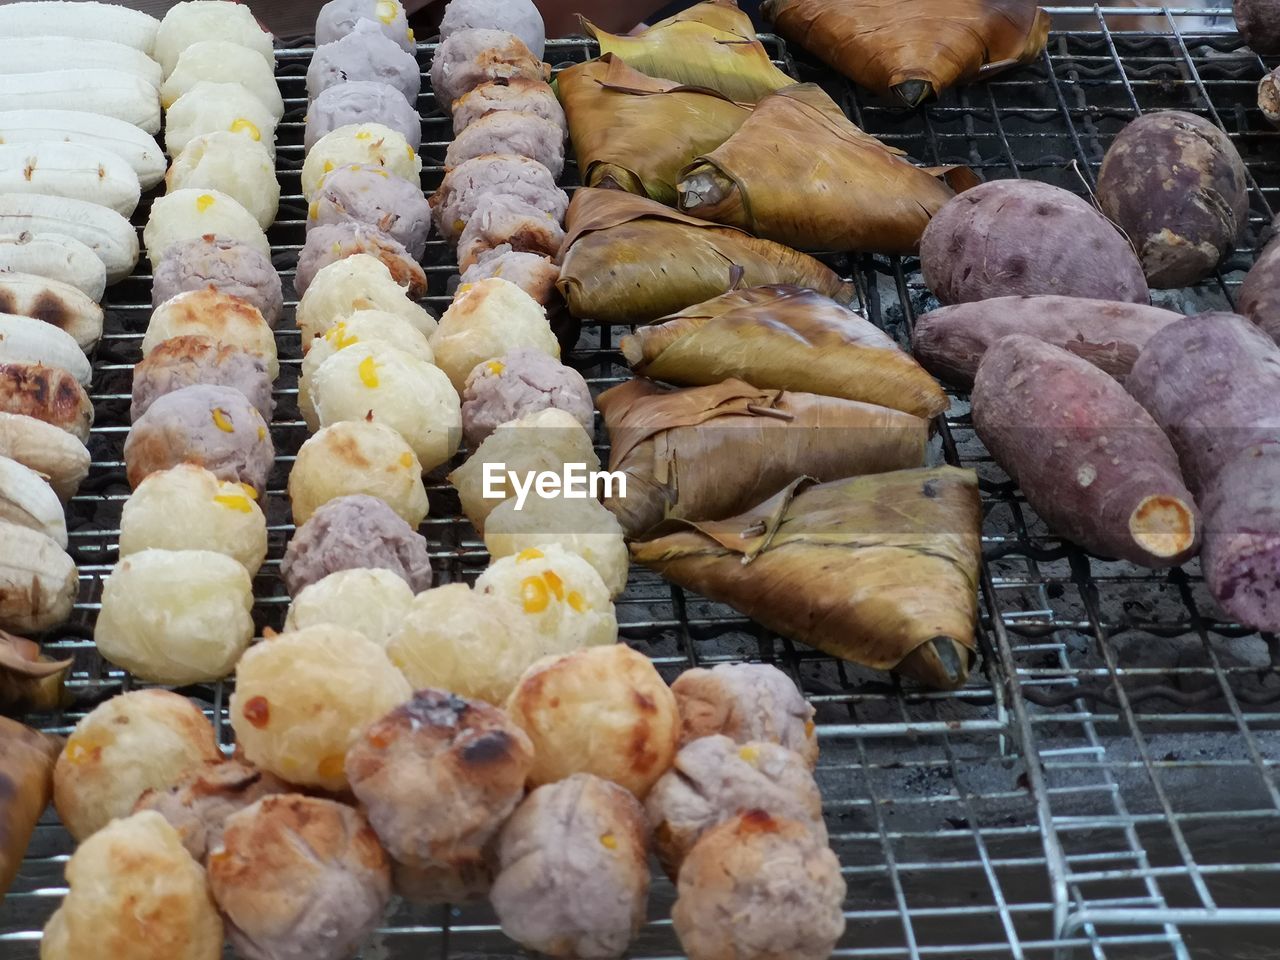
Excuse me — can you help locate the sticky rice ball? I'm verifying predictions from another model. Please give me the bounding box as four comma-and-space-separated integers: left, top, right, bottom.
485, 494, 628, 598
505, 644, 677, 797
295, 222, 426, 298
457, 193, 565, 271
429, 28, 546, 114
145, 188, 271, 263
449, 408, 598, 531
40, 811, 224, 960
311, 341, 460, 471
306, 82, 422, 158
431, 278, 558, 392
316, 0, 415, 53
165, 81, 278, 160
119, 464, 268, 574
208, 795, 391, 960
161, 40, 284, 119
462, 348, 592, 447
124, 384, 274, 495
387, 582, 549, 705
131, 335, 274, 423
307, 162, 431, 256
143, 289, 278, 378
452, 77, 565, 138
289, 419, 428, 526
439, 0, 546, 59
446, 111, 565, 179
155, 1, 276, 77
430, 153, 566, 244
284, 568, 416, 647
230, 625, 412, 790
460, 246, 559, 307
152, 235, 283, 328
476, 544, 617, 652
166, 132, 280, 230
282, 494, 433, 596
95, 549, 254, 685
302, 123, 422, 202
298, 309, 434, 429
306, 20, 421, 103
297, 254, 436, 345
53, 690, 221, 841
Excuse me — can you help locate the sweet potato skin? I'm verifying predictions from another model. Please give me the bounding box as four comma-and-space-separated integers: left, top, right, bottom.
973, 335, 1199, 567
1239, 238, 1280, 344
1097, 112, 1248, 288
920, 179, 1149, 305
912, 295, 1181, 389
1202, 443, 1280, 630
1236, 0, 1280, 54
1125, 312, 1280, 496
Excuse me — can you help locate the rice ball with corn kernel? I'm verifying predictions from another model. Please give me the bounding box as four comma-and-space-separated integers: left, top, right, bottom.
165, 81, 278, 159
230, 625, 412, 791
301, 123, 422, 201
298, 309, 434, 430
285, 568, 416, 648
144, 188, 271, 263
484, 494, 628, 598
143, 289, 278, 379
289, 420, 428, 527
430, 277, 559, 392
166, 131, 280, 230
119, 464, 267, 574
475, 544, 617, 652
297, 254, 437, 346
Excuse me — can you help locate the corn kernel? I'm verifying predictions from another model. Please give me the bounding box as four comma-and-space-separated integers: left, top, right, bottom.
543, 570, 564, 601
323, 160, 335, 174
376, 0, 398, 23
453, 219, 466, 236
211, 407, 234, 432
486, 360, 505, 375
358, 354, 380, 388
240, 483, 259, 500
738, 745, 761, 765
214, 494, 252, 513
258, 425, 267, 441
196, 193, 216, 212
399, 452, 414, 469
516, 548, 544, 563
371, 168, 389, 178
64, 738, 94, 764
406, 145, 416, 161
355, 131, 372, 141
332, 241, 343, 255
308, 201, 319, 221
230, 118, 261, 141
566, 591, 587, 613
521, 576, 550, 614
804, 720, 816, 737
318, 753, 346, 780
599, 833, 618, 850
407, 27, 415, 42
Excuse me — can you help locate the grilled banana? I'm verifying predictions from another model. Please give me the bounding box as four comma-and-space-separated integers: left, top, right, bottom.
0, 142, 141, 217
0, 273, 103, 351
0, 455, 67, 548
0, 109, 166, 190
0, 71, 161, 135
0, 233, 107, 303
0, 361, 93, 442
0, 37, 162, 89
0, 314, 92, 386
0, 411, 89, 502
0, 520, 78, 635
0, 195, 139, 285
0, 2, 160, 54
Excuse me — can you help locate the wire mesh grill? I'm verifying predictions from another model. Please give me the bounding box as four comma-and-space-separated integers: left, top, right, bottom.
1, 6, 1278, 959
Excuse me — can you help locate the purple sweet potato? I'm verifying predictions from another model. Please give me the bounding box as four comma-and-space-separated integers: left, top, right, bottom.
1202, 443, 1280, 631
1239, 238, 1280, 344
920, 179, 1150, 305
1125, 312, 1280, 496
912, 295, 1181, 389
973, 334, 1199, 567
1236, 0, 1280, 55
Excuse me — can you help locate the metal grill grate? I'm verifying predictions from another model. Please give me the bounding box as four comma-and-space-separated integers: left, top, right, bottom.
2, 7, 1278, 959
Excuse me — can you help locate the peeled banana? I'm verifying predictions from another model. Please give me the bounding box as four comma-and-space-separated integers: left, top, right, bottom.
0, 411, 90, 502
0, 142, 141, 218
0, 233, 107, 303
0, 314, 92, 386
0, 37, 162, 89
0, 195, 140, 285
0, 455, 67, 548
0, 71, 161, 135
0, 520, 78, 635
0, 273, 103, 351
0, 2, 160, 54
0, 109, 166, 190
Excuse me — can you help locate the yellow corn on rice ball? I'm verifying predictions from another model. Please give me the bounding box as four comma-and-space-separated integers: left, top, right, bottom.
301, 123, 421, 201
143, 288, 278, 378
165, 81, 277, 159
289, 419, 428, 526
166, 131, 279, 230
296, 254, 436, 347
284, 568, 416, 648
431, 277, 558, 393
145, 187, 270, 263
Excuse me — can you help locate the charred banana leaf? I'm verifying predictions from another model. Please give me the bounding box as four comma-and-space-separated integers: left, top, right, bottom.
555, 54, 750, 204
581, 0, 795, 103
0, 716, 59, 903
0, 630, 72, 717
762, 0, 1051, 107
631, 468, 982, 689
598, 378, 928, 537
678, 84, 978, 253
556, 188, 856, 324
621, 285, 949, 420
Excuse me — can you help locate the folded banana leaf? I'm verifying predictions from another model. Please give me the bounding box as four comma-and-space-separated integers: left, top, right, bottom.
598, 378, 928, 536
556, 188, 857, 324
621, 285, 949, 420
631, 467, 981, 689
555, 54, 751, 204
762, 0, 1051, 107
580, 1, 795, 103
678, 84, 978, 253
0, 630, 72, 717
0, 716, 59, 903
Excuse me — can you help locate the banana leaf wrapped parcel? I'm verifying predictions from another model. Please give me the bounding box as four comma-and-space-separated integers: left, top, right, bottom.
621, 285, 949, 420
580, 0, 795, 103
556, 188, 856, 324
598, 378, 928, 536
762, 0, 1051, 107
678, 84, 979, 253
555, 54, 750, 204
631, 467, 982, 689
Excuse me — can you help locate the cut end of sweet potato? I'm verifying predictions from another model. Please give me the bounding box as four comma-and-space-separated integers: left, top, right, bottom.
1129, 494, 1197, 560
